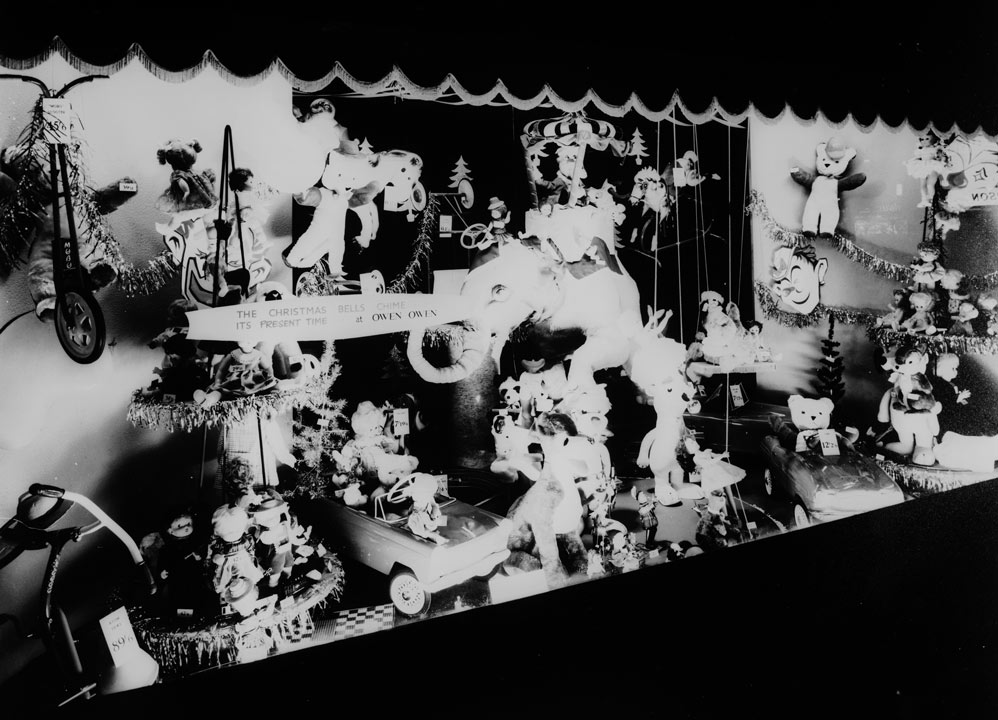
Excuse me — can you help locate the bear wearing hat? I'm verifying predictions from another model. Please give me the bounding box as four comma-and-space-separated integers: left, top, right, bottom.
790, 136, 867, 238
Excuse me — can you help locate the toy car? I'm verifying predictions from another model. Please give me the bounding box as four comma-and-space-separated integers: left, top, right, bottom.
760, 419, 905, 528
309, 474, 513, 616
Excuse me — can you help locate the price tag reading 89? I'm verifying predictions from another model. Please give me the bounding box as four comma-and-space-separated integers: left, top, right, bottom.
99, 606, 140, 667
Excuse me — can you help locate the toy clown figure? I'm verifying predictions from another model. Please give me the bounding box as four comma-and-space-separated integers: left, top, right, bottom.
484, 196, 512, 247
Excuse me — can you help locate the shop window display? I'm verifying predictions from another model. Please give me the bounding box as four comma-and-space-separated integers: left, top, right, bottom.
1, 48, 997, 711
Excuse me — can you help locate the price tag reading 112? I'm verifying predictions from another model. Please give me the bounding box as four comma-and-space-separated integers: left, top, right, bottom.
42, 98, 72, 145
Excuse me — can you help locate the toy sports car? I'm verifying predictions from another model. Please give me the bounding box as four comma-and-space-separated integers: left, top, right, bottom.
760, 417, 905, 528
308, 474, 512, 616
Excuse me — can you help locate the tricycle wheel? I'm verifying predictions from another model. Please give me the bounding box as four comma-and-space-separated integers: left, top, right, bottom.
763, 468, 774, 496
792, 500, 811, 529
389, 570, 431, 617
55, 290, 105, 364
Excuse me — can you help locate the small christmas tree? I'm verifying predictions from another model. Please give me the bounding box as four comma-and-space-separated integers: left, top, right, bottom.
449, 156, 472, 187
358, 137, 374, 155
816, 314, 845, 405
629, 128, 649, 166
286, 343, 349, 500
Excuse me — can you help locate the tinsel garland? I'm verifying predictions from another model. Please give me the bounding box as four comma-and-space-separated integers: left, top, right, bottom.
385, 192, 439, 294
0, 96, 178, 294
747, 191, 998, 290
132, 569, 344, 677
866, 324, 998, 355
874, 457, 996, 497
127, 376, 331, 432
753, 281, 877, 328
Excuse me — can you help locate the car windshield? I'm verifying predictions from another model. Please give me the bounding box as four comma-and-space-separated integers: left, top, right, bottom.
374, 493, 455, 523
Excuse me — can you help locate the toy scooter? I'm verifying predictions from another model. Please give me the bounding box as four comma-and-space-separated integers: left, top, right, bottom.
0, 74, 110, 364
0, 483, 159, 706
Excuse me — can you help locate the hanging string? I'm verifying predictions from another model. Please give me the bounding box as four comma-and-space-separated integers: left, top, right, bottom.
693, 125, 708, 298
653, 121, 660, 315
672, 118, 683, 344
199, 425, 209, 496
737, 126, 750, 306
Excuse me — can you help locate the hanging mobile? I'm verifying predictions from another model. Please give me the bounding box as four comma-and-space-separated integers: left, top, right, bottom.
0, 74, 109, 363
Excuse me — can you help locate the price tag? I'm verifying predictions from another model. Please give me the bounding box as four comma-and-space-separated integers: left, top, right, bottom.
729, 383, 747, 408
817, 429, 840, 456
99, 607, 140, 668
118, 180, 138, 193
42, 98, 72, 145
393, 408, 410, 437
439, 214, 453, 237
162, 393, 177, 404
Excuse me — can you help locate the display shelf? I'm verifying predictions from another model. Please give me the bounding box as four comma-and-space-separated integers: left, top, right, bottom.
873, 455, 998, 497
867, 325, 998, 356
126, 378, 330, 433
131, 570, 344, 677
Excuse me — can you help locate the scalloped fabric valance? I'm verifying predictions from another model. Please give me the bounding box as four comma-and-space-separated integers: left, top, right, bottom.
2, 8, 998, 135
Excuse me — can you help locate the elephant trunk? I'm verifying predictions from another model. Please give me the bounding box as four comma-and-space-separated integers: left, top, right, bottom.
406, 323, 491, 384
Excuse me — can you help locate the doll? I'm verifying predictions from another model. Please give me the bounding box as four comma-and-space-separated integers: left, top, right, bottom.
909, 244, 946, 292
901, 292, 937, 335
208, 504, 264, 598
629, 486, 659, 550
155, 138, 217, 216
876, 289, 909, 332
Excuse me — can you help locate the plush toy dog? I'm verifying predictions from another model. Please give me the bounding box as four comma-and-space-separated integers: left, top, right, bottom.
790, 137, 867, 238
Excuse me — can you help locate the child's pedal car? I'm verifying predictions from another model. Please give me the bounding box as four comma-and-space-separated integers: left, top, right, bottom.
761, 415, 905, 528
308, 473, 513, 617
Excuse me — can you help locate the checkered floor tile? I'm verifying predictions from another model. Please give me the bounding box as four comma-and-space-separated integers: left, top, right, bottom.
312, 604, 396, 643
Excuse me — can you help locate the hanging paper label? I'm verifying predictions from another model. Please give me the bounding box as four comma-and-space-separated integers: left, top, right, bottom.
99, 606, 141, 668
439, 214, 453, 237
118, 181, 138, 193
185, 293, 469, 343
729, 384, 747, 408
42, 98, 72, 145
817, 429, 840, 456
393, 408, 410, 437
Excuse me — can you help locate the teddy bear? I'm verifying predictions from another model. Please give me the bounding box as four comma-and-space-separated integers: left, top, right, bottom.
555, 382, 613, 444
338, 401, 419, 495
901, 292, 937, 335
514, 358, 568, 427
497, 377, 523, 418
938, 268, 969, 315
948, 301, 979, 336
1, 146, 138, 320
790, 137, 867, 238
877, 346, 942, 466
155, 138, 217, 216
785, 394, 836, 453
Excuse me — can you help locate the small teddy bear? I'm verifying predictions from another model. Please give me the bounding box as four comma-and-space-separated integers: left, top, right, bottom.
155, 138, 218, 215
948, 301, 979, 336
790, 137, 867, 238
978, 295, 998, 336
193, 340, 276, 407
901, 292, 937, 335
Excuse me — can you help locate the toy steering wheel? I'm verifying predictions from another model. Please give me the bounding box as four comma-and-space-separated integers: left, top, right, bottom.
385, 474, 417, 504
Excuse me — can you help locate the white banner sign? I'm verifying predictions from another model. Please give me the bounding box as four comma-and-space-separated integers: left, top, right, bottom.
185, 293, 469, 343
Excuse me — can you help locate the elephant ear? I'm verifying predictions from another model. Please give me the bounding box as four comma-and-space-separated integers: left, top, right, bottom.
349, 181, 383, 207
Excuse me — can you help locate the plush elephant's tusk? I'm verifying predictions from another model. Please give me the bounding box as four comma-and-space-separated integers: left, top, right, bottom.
406, 324, 490, 384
